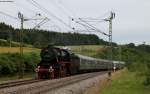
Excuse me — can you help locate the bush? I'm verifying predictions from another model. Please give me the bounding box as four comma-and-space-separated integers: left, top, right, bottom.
144, 75, 150, 86
0, 39, 20, 47
144, 61, 150, 86
23, 52, 40, 72
0, 57, 18, 74
0, 52, 40, 75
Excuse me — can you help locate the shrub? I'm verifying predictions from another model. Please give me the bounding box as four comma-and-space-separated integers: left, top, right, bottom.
0, 52, 40, 75
0, 59, 17, 74
23, 52, 40, 72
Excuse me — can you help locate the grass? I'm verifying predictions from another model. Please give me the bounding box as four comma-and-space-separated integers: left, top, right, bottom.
101, 69, 150, 94
0, 47, 40, 53
0, 72, 36, 83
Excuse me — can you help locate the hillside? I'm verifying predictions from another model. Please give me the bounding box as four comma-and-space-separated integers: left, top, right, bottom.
0, 22, 114, 47
0, 39, 33, 47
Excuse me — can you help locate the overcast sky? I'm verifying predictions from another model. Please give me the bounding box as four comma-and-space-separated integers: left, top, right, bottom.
0, 0, 149, 44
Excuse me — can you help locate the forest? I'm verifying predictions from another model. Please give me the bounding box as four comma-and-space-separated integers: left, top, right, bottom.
0, 23, 113, 47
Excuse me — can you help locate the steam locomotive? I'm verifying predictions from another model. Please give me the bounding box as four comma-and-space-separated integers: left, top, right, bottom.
35, 45, 124, 79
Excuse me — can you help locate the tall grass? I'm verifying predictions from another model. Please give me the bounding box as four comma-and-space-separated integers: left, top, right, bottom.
0, 47, 40, 53
101, 69, 150, 94
0, 52, 40, 76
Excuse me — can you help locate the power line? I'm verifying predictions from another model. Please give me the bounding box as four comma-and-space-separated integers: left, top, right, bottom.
14, 1, 38, 15
33, 17, 50, 29
0, 11, 18, 20
49, 0, 72, 19
26, 0, 74, 30
56, 0, 76, 16
30, 0, 75, 30
72, 19, 109, 37
73, 17, 106, 23
74, 11, 111, 23
78, 18, 109, 36
73, 20, 95, 31
0, 0, 14, 2
96, 11, 110, 19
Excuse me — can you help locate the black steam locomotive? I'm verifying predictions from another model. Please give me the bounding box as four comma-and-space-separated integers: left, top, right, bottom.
35, 45, 124, 79
36, 45, 79, 79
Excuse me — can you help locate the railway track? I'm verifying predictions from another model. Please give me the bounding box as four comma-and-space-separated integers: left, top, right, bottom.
0, 79, 44, 89
0, 71, 107, 94
32, 72, 107, 94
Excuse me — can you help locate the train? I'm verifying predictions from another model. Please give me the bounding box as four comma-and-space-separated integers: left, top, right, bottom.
35, 45, 125, 79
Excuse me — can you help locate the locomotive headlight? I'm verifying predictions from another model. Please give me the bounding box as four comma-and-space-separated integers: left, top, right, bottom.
35, 68, 39, 72
35, 66, 40, 72
49, 66, 54, 72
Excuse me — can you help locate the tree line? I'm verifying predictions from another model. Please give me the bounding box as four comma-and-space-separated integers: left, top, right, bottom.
0, 22, 114, 47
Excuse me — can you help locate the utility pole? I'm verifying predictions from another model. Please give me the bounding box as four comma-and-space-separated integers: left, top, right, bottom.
104, 12, 115, 61
18, 12, 24, 79
9, 30, 12, 48
18, 12, 24, 57
109, 19, 112, 60
17, 13, 48, 78
119, 45, 122, 62
104, 12, 115, 69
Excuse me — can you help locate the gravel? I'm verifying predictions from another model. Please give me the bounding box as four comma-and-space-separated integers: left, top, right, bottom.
44, 73, 108, 94
0, 72, 108, 94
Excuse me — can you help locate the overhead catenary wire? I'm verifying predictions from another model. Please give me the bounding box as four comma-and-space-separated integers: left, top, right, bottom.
33, 17, 50, 29
56, 0, 77, 17
30, 0, 75, 30
71, 17, 107, 31
0, 11, 18, 20
49, 0, 73, 19
0, 0, 52, 27
78, 18, 109, 36
53, 0, 78, 27
13, 1, 38, 15
26, 0, 74, 31
73, 19, 108, 36
74, 21, 95, 31
74, 11, 111, 23
96, 11, 111, 19
74, 17, 106, 23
